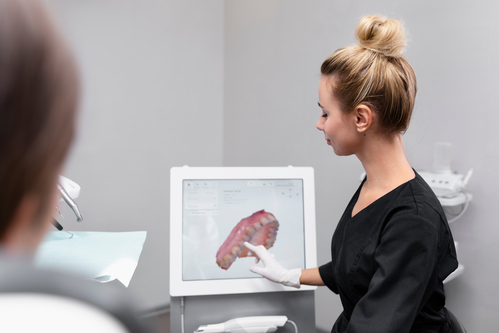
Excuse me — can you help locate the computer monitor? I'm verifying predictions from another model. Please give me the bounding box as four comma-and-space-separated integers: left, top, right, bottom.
169, 167, 317, 297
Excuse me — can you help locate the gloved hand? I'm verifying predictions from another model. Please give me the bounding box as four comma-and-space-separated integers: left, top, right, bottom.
243, 242, 301, 289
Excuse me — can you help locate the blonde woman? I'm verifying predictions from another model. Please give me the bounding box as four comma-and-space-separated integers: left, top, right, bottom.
245, 16, 459, 333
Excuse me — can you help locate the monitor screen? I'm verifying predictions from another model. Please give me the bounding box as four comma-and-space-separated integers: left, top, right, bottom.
182, 179, 305, 281
170, 167, 317, 297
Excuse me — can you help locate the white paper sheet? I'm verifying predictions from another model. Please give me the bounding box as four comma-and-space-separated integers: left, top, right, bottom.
34, 231, 147, 287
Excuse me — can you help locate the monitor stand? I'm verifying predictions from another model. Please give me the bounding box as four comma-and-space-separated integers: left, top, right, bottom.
170, 290, 315, 332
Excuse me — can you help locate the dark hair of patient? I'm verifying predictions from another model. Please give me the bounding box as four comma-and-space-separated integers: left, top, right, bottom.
0, 0, 79, 239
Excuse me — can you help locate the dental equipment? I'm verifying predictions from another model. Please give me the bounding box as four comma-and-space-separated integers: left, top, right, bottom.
57, 182, 83, 222
194, 316, 289, 333
52, 176, 82, 235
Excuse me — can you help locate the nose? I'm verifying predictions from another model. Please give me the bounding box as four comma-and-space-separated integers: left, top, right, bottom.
316, 118, 324, 131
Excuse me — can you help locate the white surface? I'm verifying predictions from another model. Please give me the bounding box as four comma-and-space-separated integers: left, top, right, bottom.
432, 142, 453, 173
170, 166, 317, 296
59, 175, 81, 199
444, 264, 465, 284
438, 192, 473, 207
0, 294, 127, 333
418, 171, 465, 197
197, 316, 288, 333
35, 231, 147, 287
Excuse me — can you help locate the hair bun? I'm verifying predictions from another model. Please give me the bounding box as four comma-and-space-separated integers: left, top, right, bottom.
355, 15, 407, 58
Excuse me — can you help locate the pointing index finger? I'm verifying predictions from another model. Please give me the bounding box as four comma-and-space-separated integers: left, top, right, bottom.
244, 242, 262, 255
243, 241, 257, 252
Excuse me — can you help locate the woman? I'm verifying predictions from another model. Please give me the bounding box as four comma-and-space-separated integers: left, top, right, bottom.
244, 15, 459, 333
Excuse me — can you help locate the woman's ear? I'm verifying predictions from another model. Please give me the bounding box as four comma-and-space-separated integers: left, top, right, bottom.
354, 104, 373, 133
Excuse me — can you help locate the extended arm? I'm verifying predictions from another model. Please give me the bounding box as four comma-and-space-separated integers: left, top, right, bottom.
300, 267, 325, 286
244, 242, 326, 288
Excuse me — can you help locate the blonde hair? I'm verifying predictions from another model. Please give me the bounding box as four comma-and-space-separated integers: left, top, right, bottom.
321, 15, 417, 135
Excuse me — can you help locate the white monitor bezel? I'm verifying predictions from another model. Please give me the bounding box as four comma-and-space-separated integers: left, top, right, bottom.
169, 166, 317, 297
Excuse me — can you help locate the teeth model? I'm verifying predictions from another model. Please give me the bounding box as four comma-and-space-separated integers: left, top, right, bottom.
216, 210, 279, 270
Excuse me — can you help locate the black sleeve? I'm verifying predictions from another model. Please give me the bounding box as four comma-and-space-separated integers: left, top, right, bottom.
319, 261, 338, 294
347, 214, 439, 333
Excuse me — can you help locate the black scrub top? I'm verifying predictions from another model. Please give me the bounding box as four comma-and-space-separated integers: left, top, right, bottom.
319, 171, 458, 333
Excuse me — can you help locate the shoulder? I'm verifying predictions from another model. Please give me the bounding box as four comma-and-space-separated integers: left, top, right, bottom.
387, 171, 446, 229
379, 173, 458, 279
0, 256, 153, 333
0, 257, 119, 297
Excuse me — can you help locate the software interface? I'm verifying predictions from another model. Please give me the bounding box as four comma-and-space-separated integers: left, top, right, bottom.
182, 179, 306, 281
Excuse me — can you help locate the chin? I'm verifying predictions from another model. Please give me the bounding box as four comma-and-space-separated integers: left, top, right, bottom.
332, 147, 354, 157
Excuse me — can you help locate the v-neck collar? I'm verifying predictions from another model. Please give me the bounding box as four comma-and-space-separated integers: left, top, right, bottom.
350, 171, 418, 219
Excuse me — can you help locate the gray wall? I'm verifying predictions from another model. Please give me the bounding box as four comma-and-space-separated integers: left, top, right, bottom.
224, 0, 499, 332
49, 0, 224, 310
49, 0, 499, 331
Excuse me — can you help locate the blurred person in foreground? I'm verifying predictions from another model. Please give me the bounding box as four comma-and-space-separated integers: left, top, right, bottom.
0, 1, 154, 331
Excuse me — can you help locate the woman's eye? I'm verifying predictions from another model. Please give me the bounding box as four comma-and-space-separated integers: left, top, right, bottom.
322, 113, 328, 118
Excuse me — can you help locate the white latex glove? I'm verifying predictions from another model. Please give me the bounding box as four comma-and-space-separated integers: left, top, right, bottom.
244, 242, 301, 289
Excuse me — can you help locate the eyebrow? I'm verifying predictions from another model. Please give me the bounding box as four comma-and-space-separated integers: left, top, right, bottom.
317, 102, 323, 108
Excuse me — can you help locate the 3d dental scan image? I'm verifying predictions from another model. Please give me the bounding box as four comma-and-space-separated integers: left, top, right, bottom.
181, 179, 306, 281
216, 209, 279, 270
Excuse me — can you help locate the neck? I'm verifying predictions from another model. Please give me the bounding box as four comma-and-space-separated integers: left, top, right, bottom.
356, 133, 414, 191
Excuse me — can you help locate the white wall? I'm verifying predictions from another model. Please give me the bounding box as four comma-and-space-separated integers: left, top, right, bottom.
50, 0, 224, 310
224, 0, 499, 331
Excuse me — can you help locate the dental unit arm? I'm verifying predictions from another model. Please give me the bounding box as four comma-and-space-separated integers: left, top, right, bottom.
58, 176, 83, 222
194, 316, 289, 333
